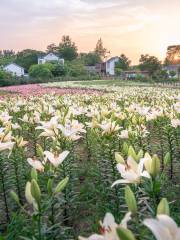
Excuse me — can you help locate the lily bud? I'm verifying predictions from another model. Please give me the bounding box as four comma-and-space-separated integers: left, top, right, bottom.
117, 227, 136, 240
157, 198, 170, 216
36, 144, 44, 158
151, 155, 160, 177
31, 179, 41, 204
54, 177, 69, 194
10, 191, 20, 205
115, 152, 125, 164
128, 146, 138, 162
25, 182, 34, 205
47, 178, 53, 195
125, 186, 137, 214
31, 168, 38, 181
132, 116, 137, 125
137, 149, 143, 161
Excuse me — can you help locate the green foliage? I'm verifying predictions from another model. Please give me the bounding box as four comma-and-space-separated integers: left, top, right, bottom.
139, 54, 162, 76
51, 63, 67, 77
169, 70, 176, 78
65, 60, 87, 77
0, 56, 16, 66
58, 35, 78, 61
29, 64, 53, 79
115, 54, 131, 71
82, 52, 101, 66
0, 69, 13, 86
15, 49, 44, 71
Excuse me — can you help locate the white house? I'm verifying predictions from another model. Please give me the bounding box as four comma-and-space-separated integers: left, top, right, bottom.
38, 53, 64, 65
106, 57, 119, 75
4, 63, 25, 77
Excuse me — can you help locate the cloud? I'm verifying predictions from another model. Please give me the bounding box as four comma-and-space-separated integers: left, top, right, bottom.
0, 0, 179, 63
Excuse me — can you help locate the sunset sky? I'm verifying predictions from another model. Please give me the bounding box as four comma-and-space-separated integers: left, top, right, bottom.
0, 0, 180, 64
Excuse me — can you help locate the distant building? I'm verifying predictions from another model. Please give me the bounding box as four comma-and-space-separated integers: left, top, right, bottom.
122, 70, 149, 80
106, 57, 119, 76
38, 53, 64, 65
84, 66, 96, 73
95, 62, 106, 75
4, 63, 25, 77
163, 64, 180, 78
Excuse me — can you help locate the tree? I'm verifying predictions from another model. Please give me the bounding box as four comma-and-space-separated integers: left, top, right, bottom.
115, 54, 131, 71
65, 60, 86, 77
0, 70, 12, 86
139, 54, 161, 75
2, 50, 15, 57
58, 36, 78, 61
94, 38, 109, 61
156, 70, 169, 80
82, 52, 101, 66
29, 64, 53, 79
15, 49, 44, 71
46, 43, 57, 53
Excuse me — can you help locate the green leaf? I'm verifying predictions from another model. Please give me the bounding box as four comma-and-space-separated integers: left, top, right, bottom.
123, 142, 129, 155
164, 152, 171, 166
10, 191, 20, 205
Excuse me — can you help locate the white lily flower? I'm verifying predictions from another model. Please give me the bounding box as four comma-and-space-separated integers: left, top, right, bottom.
27, 158, 44, 172
0, 141, 15, 152
171, 119, 180, 128
58, 120, 86, 141
79, 234, 104, 240
143, 214, 180, 240
0, 112, 12, 124
99, 120, 121, 135
119, 130, 129, 139
112, 157, 150, 186
44, 150, 69, 168
36, 116, 59, 138
79, 212, 131, 240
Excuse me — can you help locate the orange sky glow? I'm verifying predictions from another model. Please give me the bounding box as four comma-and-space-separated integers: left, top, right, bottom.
0, 0, 180, 64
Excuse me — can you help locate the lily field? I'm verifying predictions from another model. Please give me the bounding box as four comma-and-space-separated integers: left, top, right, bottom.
0, 81, 179, 240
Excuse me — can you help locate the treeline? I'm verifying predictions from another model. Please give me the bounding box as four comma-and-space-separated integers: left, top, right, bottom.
0, 35, 180, 85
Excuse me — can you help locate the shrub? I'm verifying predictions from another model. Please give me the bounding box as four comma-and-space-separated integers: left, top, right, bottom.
51, 63, 67, 77
0, 70, 14, 86
66, 62, 87, 77
29, 64, 53, 79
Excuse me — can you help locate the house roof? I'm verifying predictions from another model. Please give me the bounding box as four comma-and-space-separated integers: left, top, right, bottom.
106, 56, 119, 63
4, 63, 25, 70
38, 52, 63, 59
164, 64, 180, 71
